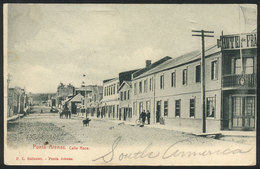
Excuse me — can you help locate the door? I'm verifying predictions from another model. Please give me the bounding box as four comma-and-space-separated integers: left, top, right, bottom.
232, 96, 255, 129
123, 108, 127, 121
119, 108, 122, 120
156, 101, 161, 123
117, 105, 119, 119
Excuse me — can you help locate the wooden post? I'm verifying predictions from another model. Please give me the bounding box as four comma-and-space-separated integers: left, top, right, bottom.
192, 30, 214, 133
201, 30, 206, 133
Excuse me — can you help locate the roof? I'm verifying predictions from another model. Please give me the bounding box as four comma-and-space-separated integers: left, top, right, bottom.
132, 56, 172, 79
103, 77, 119, 84
68, 93, 83, 103
62, 97, 72, 105
76, 85, 102, 92
118, 81, 132, 91
134, 45, 220, 80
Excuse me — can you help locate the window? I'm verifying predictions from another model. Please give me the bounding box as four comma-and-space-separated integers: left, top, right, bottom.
211, 61, 218, 80
107, 87, 109, 96
182, 69, 187, 85
149, 78, 152, 91
134, 83, 137, 95
234, 58, 242, 74
206, 97, 216, 117
171, 72, 176, 87
175, 100, 181, 117
120, 92, 123, 101
113, 84, 116, 94
133, 102, 137, 116
195, 65, 201, 83
245, 58, 254, 74
146, 101, 150, 112
117, 83, 119, 93
160, 75, 164, 89
144, 79, 148, 93
127, 90, 130, 100
190, 98, 195, 117
164, 101, 168, 117
139, 102, 143, 114
149, 77, 153, 91
139, 81, 142, 93
124, 91, 126, 100
104, 87, 106, 96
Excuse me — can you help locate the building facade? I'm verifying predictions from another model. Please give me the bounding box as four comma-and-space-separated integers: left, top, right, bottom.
101, 78, 120, 119
56, 83, 75, 107
130, 31, 256, 132
118, 81, 133, 122
131, 57, 172, 124
220, 32, 257, 131
85, 85, 103, 117
8, 87, 28, 117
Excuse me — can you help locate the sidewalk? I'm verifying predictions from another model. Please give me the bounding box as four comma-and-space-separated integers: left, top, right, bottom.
102, 118, 256, 137
7, 114, 25, 122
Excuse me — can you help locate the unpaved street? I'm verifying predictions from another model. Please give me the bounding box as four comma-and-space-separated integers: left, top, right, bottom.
7, 106, 255, 149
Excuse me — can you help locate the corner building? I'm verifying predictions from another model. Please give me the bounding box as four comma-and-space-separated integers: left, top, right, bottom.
132, 31, 256, 132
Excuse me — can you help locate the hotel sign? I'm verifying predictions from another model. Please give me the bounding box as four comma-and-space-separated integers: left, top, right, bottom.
217, 33, 257, 50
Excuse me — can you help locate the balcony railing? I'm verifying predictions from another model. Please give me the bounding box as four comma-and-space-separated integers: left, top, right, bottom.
222, 74, 256, 88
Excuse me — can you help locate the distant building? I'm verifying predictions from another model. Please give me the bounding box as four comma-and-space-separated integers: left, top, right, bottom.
56, 83, 75, 107
86, 85, 103, 117
8, 87, 28, 117
74, 85, 103, 116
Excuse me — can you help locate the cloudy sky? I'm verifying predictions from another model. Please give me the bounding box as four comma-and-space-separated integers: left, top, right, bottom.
5, 4, 256, 93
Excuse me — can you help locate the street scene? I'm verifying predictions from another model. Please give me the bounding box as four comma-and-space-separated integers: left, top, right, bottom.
5, 4, 257, 166
8, 106, 256, 148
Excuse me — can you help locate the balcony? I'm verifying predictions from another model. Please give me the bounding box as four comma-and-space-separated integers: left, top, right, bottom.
222, 74, 256, 89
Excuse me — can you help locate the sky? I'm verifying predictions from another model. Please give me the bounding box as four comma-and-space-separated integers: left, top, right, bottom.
5, 4, 257, 93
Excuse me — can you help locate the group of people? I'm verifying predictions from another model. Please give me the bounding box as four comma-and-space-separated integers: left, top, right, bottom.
59, 104, 71, 119
139, 110, 151, 125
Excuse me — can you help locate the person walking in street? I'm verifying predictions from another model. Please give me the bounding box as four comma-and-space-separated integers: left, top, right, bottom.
147, 110, 151, 125
139, 110, 146, 126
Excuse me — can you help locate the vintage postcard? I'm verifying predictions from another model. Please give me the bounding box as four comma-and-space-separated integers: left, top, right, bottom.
4, 4, 257, 166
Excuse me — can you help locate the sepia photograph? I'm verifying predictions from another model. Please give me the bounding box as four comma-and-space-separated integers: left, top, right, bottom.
3, 3, 257, 166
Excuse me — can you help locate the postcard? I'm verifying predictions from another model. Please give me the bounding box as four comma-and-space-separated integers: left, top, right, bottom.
4, 4, 257, 166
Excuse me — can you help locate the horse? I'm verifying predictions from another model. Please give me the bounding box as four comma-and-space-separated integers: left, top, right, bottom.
60, 110, 65, 119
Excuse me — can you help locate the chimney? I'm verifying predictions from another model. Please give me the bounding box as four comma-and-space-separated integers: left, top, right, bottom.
146, 60, 152, 67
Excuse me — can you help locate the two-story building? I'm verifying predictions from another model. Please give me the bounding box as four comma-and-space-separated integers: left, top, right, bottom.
131, 31, 256, 132
118, 81, 132, 121
131, 57, 172, 123
86, 85, 103, 117
135, 45, 221, 132
101, 78, 120, 119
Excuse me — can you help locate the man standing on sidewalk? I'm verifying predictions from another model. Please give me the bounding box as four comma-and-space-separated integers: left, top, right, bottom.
139, 110, 146, 126
147, 110, 151, 125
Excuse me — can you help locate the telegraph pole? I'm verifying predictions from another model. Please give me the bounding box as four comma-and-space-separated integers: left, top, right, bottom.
192, 30, 214, 133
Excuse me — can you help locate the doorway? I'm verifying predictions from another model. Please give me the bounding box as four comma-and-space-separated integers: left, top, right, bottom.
156, 101, 161, 123
232, 96, 255, 129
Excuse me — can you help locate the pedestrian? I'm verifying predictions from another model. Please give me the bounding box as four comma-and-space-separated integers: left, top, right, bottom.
147, 110, 151, 125
139, 110, 146, 126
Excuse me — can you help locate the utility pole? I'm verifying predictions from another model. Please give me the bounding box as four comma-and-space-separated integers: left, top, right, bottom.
192, 30, 214, 133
